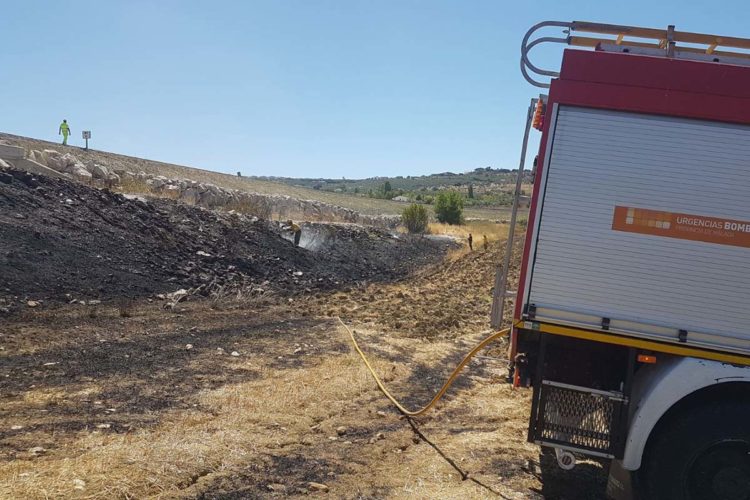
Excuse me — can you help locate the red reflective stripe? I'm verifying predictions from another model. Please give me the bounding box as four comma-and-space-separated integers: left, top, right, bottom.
560, 49, 750, 102
550, 78, 750, 126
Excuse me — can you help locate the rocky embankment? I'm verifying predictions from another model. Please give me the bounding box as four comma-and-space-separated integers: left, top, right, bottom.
1, 140, 399, 228
0, 167, 450, 315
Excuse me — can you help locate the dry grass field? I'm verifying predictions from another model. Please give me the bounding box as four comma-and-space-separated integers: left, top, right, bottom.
0, 235, 608, 499
429, 220, 511, 246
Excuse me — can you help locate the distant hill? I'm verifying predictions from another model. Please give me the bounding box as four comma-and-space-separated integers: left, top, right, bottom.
255, 167, 533, 209
258, 167, 533, 209
256, 166, 520, 192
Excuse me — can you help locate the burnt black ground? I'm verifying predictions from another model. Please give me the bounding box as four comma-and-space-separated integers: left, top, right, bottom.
0, 168, 451, 312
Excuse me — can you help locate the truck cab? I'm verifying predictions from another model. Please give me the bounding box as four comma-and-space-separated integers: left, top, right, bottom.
494, 21, 750, 500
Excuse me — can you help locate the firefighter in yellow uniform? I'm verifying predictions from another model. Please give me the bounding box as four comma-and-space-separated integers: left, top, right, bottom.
286, 220, 302, 247
59, 119, 71, 145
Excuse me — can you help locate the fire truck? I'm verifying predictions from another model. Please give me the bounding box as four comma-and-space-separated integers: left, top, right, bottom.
491, 21, 750, 500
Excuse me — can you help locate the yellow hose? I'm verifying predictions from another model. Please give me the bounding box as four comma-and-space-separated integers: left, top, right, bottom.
338, 317, 510, 417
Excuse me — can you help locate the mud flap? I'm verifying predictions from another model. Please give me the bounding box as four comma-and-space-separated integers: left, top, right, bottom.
606, 459, 635, 500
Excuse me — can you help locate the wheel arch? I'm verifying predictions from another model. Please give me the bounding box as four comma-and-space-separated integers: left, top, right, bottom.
621, 356, 750, 470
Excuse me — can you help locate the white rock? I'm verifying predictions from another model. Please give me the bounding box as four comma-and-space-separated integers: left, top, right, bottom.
166, 289, 188, 301
58, 153, 79, 172
70, 163, 93, 183
73, 479, 86, 490
308, 482, 329, 492
44, 150, 65, 171
185, 344, 193, 350
89, 163, 110, 180
179, 187, 200, 205
30, 150, 45, 164
106, 172, 120, 186
231, 351, 240, 357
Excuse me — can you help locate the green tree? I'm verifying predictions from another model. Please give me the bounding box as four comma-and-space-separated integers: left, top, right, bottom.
401, 204, 429, 233
434, 192, 464, 225
370, 181, 396, 199
467, 184, 474, 199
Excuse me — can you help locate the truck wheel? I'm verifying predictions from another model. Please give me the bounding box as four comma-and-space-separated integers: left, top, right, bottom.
638, 401, 750, 500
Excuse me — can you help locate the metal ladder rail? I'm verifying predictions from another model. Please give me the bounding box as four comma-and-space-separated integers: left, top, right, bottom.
490, 97, 537, 329
522, 20, 750, 88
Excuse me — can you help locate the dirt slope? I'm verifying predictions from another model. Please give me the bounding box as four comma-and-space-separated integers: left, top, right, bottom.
0, 236, 608, 499
0, 167, 451, 313
304, 245, 515, 338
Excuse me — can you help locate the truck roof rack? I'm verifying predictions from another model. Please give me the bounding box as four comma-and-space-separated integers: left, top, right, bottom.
522, 21, 750, 88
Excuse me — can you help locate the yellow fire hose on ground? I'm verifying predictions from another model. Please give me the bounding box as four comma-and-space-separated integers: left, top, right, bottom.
337, 317, 511, 417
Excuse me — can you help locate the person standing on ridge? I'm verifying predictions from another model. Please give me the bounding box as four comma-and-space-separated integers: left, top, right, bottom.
468, 233, 473, 251
59, 119, 71, 145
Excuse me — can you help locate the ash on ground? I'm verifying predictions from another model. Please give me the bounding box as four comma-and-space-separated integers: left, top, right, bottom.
0, 168, 453, 313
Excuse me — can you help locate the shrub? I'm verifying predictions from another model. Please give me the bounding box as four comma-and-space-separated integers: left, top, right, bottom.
434, 191, 464, 225
401, 204, 429, 233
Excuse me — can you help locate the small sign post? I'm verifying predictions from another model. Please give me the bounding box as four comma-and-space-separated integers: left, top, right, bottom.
82, 130, 91, 150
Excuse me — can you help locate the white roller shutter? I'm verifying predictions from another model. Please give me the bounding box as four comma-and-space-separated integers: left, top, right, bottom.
526, 106, 750, 354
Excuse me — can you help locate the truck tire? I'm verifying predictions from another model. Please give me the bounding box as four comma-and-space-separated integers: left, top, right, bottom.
638, 400, 750, 500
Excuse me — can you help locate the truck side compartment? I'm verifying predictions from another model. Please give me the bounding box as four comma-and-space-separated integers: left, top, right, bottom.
511, 25, 750, 500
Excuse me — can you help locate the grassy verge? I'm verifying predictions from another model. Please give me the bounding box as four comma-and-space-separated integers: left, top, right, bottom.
429, 220, 509, 244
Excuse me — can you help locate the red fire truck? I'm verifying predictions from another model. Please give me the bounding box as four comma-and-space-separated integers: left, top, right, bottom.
492, 21, 750, 500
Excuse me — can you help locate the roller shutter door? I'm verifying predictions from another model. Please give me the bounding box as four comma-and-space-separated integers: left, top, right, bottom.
526, 106, 750, 352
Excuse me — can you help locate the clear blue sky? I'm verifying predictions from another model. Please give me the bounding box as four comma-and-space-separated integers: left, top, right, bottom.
2, 1, 748, 179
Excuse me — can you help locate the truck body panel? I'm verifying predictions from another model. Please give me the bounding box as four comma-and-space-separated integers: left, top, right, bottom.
515, 24, 750, 498
514, 49, 750, 361
525, 105, 750, 354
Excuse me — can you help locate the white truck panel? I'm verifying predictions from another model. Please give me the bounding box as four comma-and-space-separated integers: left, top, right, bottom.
526, 106, 750, 354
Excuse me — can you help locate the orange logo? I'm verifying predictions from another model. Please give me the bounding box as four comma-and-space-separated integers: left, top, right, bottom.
612, 206, 750, 248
